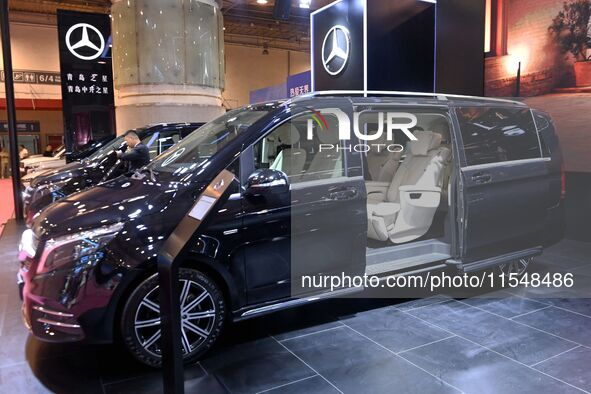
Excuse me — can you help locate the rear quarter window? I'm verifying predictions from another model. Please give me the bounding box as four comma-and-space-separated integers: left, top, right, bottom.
532, 112, 552, 158
456, 106, 541, 166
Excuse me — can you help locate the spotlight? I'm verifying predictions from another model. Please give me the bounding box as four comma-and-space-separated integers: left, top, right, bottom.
299, 0, 311, 9
256, 0, 268, 4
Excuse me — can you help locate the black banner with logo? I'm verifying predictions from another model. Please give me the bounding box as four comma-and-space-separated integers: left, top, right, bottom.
57, 10, 115, 153
311, 0, 484, 96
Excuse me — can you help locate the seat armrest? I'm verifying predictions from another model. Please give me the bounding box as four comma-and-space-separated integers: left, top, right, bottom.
366, 181, 390, 188
366, 181, 389, 203
370, 202, 401, 224
398, 185, 441, 193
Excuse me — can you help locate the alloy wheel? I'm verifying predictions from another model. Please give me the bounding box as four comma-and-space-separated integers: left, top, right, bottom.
133, 279, 217, 357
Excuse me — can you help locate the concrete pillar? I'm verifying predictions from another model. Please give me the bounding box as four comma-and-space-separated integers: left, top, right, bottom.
111, 0, 225, 132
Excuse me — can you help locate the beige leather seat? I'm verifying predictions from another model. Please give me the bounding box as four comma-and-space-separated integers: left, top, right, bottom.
366, 134, 402, 182
304, 126, 343, 180
269, 124, 307, 177
367, 130, 451, 243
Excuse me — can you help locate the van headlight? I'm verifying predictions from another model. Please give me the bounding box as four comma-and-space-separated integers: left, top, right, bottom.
38, 222, 124, 273
30, 181, 67, 205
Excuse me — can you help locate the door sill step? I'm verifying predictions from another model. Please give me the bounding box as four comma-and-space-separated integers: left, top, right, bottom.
447, 246, 543, 273
365, 252, 450, 276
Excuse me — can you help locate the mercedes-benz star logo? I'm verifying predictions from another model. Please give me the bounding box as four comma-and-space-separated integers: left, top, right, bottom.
65, 23, 105, 61
321, 25, 350, 76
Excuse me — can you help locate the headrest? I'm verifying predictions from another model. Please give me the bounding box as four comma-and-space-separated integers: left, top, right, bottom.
428, 132, 443, 150
276, 123, 300, 145
427, 117, 451, 142
317, 126, 340, 144
368, 131, 391, 155
408, 130, 440, 156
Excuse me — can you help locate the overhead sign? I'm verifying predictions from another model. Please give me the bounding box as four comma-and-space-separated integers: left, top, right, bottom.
310, 0, 484, 96
287, 71, 311, 98
0, 70, 61, 85
0, 121, 40, 133
311, 0, 364, 91
57, 10, 115, 153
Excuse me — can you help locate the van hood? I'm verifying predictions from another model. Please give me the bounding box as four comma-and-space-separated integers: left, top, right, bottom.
32, 176, 206, 240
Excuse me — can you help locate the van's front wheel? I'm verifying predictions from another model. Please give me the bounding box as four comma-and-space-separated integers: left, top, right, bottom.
497, 256, 533, 280
121, 268, 226, 367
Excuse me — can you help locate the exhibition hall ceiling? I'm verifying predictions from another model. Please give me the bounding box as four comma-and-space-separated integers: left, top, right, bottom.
8, 0, 332, 51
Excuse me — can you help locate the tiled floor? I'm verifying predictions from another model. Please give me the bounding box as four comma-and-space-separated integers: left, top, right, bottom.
1, 221, 591, 394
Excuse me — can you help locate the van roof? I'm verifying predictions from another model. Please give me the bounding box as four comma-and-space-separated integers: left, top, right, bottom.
288, 90, 528, 108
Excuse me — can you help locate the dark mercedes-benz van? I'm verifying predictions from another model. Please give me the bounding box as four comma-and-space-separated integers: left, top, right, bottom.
18, 93, 564, 366
22, 123, 202, 225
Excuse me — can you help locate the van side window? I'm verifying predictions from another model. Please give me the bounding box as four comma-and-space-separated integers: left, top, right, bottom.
456, 107, 541, 166
252, 113, 345, 183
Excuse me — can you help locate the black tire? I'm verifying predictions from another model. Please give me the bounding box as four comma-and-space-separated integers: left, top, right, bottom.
121, 268, 225, 367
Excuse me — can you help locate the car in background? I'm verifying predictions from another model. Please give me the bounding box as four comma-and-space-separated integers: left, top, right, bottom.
21, 136, 117, 184
20, 145, 66, 176
22, 123, 203, 225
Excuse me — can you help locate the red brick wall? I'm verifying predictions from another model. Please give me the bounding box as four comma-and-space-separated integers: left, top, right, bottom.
485, 0, 575, 97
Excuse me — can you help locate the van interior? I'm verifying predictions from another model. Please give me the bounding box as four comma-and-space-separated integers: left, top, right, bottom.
362, 112, 455, 277
258, 109, 456, 278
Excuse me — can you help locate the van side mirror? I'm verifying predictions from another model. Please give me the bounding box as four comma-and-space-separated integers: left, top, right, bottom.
245, 169, 289, 196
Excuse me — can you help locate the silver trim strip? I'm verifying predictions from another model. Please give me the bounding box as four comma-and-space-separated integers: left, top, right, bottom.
37, 317, 80, 329
292, 90, 526, 106
239, 286, 363, 319
531, 108, 545, 158
461, 157, 550, 172
33, 305, 75, 318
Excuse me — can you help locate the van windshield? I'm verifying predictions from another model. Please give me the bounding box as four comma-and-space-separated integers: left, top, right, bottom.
85, 136, 125, 162
84, 127, 148, 162
147, 105, 276, 176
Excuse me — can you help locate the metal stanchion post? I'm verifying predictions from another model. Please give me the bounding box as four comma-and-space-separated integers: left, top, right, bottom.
157, 170, 233, 394
0, 0, 24, 223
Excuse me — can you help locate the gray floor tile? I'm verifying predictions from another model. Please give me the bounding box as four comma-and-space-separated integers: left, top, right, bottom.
401, 336, 582, 394
460, 296, 548, 318
514, 306, 591, 347
263, 375, 340, 394
544, 298, 591, 317
534, 346, 591, 392
340, 307, 451, 353
407, 300, 575, 365
273, 320, 344, 342
103, 364, 227, 394
200, 337, 315, 394
541, 240, 591, 267
0, 363, 52, 394
282, 325, 459, 394
395, 295, 452, 311
570, 264, 591, 277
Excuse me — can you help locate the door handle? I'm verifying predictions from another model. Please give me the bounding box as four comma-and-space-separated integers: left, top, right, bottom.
328, 186, 358, 201
471, 172, 492, 184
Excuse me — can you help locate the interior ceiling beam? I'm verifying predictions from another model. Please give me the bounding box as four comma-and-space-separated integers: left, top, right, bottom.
8, 0, 328, 49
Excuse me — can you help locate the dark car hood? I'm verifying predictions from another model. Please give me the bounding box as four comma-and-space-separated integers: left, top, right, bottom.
30, 162, 85, 188
32, 176, 205, 239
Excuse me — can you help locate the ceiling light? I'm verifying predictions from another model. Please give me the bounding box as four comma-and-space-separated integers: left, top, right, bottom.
299, 0, 311, 8
257, 0, 268, 4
